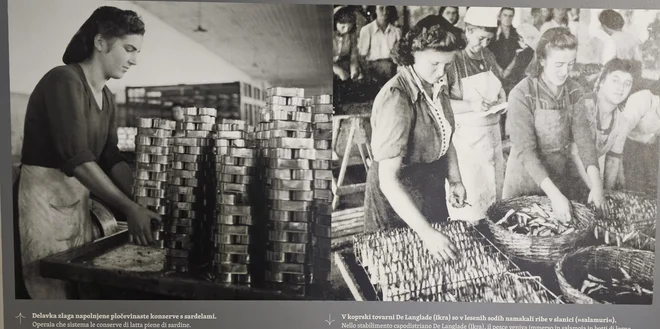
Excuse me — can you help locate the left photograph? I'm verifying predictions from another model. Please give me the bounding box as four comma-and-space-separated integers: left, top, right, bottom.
9, 0, 335, 300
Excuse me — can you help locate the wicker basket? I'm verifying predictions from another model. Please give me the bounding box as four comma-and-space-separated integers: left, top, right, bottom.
485, 196, 596, 266
591, 190, 656, 251
555, 246, 654, 304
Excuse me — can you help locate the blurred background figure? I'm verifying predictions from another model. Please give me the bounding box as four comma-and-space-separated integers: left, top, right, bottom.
439, 6, 460, 26
516, 8, 547, 51
172, 104, 184, 122
568, 8, 580, 36
598, 9, 642, 67
621, 79, 660, 195
333, 6, 361, 82
358, 5, 401, 85
489, 7, 533, 96
540, 8, 570, 34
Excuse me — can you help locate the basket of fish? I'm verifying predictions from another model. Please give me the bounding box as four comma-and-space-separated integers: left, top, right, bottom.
485, 196, 597, 265
555, 246, 654, 304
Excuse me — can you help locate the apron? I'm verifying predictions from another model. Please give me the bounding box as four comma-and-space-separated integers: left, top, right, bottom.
447, 52, 505, 223
16, 164, 96, 299
503, 79, 582, 199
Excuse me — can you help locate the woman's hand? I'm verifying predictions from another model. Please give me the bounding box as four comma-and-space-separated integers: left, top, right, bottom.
448, 181, 467, 208
418, 228, 458, 262
126, 204, 162, 246
350, 67, 360, 80
550, 192, 573, 223
336, 68, 350, 81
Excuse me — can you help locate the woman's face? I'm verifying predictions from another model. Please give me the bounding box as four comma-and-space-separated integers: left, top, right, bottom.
336, 22, 354, 35
541, 8, 552, 21
541, 48, 577, 87
99, 34, 142, 79
442, 7, 459, 25
466, 27, 494, 53
553, 8, 568, 21
413, 49, 456, 85
600, 70, 633, 105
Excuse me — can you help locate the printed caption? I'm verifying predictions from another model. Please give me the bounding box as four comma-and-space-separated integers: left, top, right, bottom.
29, 312, 217, 328
338, 313, 631, 329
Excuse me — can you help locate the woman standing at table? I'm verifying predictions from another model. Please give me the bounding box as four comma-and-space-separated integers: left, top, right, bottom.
16, 6, 160, 299
364, 14, 467, 261
503, 27, 604, 222
571, 59, 638, 191
445, 7, 507, 223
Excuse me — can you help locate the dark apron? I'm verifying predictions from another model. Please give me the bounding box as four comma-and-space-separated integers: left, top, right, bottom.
364, 158, 450, 233
503, 79, 586, 200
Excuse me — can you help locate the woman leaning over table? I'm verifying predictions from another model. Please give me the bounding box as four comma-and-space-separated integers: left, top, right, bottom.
445, 7, 507, 224
503, 27, 605, 222
620, 79, 660, 195
571, 59, 638, 192
364, 14, 468, 262
15, 6, 161, 299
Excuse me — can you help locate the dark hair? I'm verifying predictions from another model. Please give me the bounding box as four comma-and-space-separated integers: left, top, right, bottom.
391, 14, 466, 66
63, 6, 145, 65
552, 8, 569, 25
334, 6, 356, 32
594, 59, 639, 100
501, 7, 515, 15
384, 6, 399, 24
526, 27, 578, 77
439, 6, 460, 24
599, 9, 624, 31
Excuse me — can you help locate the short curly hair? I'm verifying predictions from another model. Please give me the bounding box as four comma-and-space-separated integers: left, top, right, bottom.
63, 6, 145, 65
599, 9, 625, 31
391, 14, 466, 66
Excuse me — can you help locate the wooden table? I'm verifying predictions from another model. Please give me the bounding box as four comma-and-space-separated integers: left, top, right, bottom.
40, 229, 351, 300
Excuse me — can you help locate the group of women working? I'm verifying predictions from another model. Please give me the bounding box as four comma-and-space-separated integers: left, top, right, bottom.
365, 7, 660, 261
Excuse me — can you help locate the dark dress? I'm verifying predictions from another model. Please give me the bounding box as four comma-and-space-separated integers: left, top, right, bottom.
21, 63, 125, 175
364, 67, 456, 232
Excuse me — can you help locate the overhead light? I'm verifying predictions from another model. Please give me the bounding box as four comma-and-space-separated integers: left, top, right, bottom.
193, 2, 207, 33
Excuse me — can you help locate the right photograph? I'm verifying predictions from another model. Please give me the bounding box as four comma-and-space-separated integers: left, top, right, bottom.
331, 5, 659, 304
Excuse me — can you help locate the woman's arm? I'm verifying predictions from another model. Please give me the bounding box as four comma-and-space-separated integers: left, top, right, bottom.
45, 71, 158, 245
99, 101, 133, 198
446, 143, 467, 207
378, 157, 434, 233
378, 157, 457, 260
571, 90, 604, 207
603, 153, 622, 190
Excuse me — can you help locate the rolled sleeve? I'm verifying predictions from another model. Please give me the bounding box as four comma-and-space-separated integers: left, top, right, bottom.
98, 101, 126, 173
571, 101, 599, 170
44, 71, 95, 176
507, 85, 549, 184
370, 87, 413, 162
358, 25, 371, 58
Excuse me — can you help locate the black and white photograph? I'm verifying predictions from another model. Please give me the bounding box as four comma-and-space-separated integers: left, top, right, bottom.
331, 5, 659, 304
9, 0, 335, 300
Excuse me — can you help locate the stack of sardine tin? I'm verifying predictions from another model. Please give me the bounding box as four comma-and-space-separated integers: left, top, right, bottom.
309, 95, 334, 290
133, 118, 176, 247
164, 107, 217, 272
353, 221, 558, 303
213, 119, 257, 285
254, 87, 316, 296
